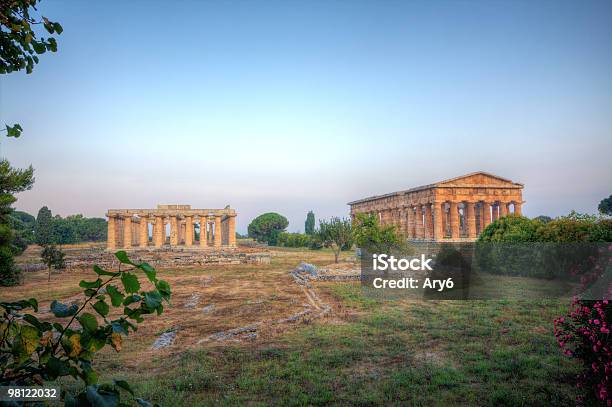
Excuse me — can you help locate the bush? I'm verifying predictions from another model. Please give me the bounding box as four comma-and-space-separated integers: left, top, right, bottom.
478, 214, 543, 242
554, 298, 611, 405
277, 232, 311, 248
247, 213, 289, 246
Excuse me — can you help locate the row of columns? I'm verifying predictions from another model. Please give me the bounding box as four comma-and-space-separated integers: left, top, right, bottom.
107, 214, 236, 250
371, 200, 522, 241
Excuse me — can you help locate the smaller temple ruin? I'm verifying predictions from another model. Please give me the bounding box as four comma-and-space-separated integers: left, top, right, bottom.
106, 204, 236, 250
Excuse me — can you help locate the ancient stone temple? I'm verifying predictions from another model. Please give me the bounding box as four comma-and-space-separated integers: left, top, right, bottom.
106, 205, 236, 250
348, 172, 524, 241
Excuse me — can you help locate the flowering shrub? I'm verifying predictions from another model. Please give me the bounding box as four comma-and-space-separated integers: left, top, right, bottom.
554, 246, 611, 405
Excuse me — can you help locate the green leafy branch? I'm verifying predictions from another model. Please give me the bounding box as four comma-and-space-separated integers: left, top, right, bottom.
0, 251, 171, 406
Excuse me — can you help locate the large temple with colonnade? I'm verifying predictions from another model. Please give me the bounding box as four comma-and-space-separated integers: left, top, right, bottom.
348, 172, 524, 241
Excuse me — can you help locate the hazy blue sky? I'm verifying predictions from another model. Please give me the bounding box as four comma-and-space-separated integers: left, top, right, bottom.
1, 0, 611, 232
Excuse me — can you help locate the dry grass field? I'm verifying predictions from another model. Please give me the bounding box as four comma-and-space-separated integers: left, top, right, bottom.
2, 244, 580, 406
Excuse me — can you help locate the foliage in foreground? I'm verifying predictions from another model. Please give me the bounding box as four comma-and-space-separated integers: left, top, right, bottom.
0, 251, 171, 406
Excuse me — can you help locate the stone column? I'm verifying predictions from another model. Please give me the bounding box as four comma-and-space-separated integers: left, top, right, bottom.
398, 208, 406, 236
450, 202, 459, 239
153, 216, 163, 247
107, 215, 116, 250
407, 206, 415, 239
123, 216, 132, 249
514, 201, 522, 215
467, 202, 477, 238
170, 216, 178, 246
482, 202, 491, 229
214, 216, 222, 247
199, 217, 207, 247
228, 215, 236, 247
414, 206, 423, 239
433, 203, 444, 240
185, 216, 193, 246
139, 217, 148, 248
500, 202, 508, 217
424, 204, 432, 240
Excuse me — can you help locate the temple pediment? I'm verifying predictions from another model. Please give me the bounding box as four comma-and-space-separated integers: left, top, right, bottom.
434, 172, 521, 187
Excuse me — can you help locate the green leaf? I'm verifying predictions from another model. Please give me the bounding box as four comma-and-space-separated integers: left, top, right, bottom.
113, 379, 134, 395
121, 272, 140, 293
78, 313, 98, 333
106, 285, 124, 307
53, 22, 63, 34
143, 291, 162, 310
47, 37, 58, 52
32, 41, 46, 54
80, 279, 102, 289
138, 262, 156, 282
93, 265, 119, 277
1, 298, 38, 311
92, 300, 109, 317
115, 251, 134, 265
47, 356, 71, 379
155, 280, 171, 302
5, 123, 23, 138
23, 314, 52, 331
50, 300, 78, 317
122, 294, 141, 306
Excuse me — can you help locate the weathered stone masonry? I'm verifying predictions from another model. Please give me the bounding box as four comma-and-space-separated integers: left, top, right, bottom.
106, 204, 237, 250
348, 172, 524, 242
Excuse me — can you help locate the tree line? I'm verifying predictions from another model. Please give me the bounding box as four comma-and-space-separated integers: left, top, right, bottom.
9, 206, 107, 252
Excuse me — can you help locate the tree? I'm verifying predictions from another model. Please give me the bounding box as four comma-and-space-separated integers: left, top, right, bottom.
0, 159, 34, 286
305, 211, 315, 235
533, 215, 552, 224
247, 213, 288, 246
316, 217, 352, 263
41, 244, 65, 281
352, 213, 405, 254
598, 194, 612, 216
1, 0, 63, 138
0, 251, 170, 405
35, 205, 53, 245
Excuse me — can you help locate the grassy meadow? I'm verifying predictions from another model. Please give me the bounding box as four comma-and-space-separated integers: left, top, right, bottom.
2, 245, 580, 406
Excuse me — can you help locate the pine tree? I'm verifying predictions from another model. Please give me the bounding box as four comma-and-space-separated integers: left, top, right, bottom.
305, 211, 315, 235
35, 206, 54, 245
0, 159, 34, 285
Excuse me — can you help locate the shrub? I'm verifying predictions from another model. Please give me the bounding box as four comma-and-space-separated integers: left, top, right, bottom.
478, 214, 543, 242
554, 298, 611, 405
247, 213, 289, 246
277, 232, 311, 248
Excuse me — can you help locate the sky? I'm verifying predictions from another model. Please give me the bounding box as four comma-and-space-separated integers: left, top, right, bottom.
1, 0, 611, 233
